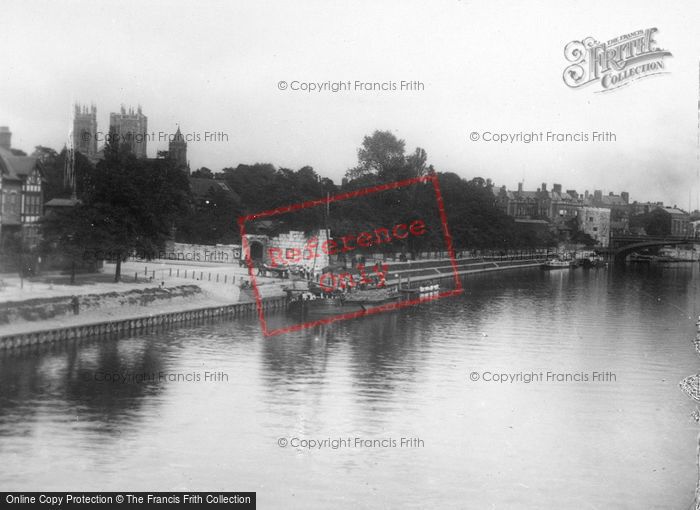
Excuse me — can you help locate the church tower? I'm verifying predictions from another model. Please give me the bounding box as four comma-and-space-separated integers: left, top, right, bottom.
0, 126, 11, 150
73, 103, 97, 159
109, 105, 148, 158
168, 126, 189, 173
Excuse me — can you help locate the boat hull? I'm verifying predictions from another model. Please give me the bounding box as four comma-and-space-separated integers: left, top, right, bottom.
541, 263, 571, 270
289, 297, 396, 316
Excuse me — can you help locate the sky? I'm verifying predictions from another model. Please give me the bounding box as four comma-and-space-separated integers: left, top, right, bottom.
2, 0, 700, 207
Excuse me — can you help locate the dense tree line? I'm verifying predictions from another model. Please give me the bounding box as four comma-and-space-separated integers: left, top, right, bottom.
203, 130, 553, 254
40, 130, 555, 280
629, 208, 672, 236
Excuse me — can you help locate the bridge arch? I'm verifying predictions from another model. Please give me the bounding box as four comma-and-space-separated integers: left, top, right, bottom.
611, 236, 695, 263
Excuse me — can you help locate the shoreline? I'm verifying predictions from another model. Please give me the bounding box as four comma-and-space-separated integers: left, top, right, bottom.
0, 258, 548, 351
0, 296, 287, 351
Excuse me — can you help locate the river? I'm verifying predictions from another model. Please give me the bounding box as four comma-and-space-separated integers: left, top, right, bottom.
1, 265, 699, 509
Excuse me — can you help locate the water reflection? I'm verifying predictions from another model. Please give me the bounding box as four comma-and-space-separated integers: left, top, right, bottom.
0, 266, 699, 508
0, 335, 170, 442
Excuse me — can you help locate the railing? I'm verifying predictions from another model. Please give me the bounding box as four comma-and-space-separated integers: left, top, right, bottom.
133, 266, 243, 285
611, 234, 694, 241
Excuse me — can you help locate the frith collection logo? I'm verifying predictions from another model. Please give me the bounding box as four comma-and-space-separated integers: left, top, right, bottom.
563, 28, 672, 92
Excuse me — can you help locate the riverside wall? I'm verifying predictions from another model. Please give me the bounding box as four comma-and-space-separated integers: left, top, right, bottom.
0, 296, 287, 351
0, 257, 549, 351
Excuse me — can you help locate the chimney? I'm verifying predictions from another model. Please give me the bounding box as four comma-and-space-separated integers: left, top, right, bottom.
0, 126, 11, 150
541, 182, 547, 192
621, 191, 629, 204
517, 182, 523, 193
553, 183, 562, 194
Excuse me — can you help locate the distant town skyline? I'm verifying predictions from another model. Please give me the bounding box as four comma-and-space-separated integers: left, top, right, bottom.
4, 0, 700, 207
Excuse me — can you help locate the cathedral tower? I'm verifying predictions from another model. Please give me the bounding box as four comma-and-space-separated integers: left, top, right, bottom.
109, 105, 148, 158
168, 126, 189, 173
73, 104, 97, 159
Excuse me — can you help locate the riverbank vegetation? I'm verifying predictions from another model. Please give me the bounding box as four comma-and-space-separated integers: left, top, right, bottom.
37, 130, 557, 280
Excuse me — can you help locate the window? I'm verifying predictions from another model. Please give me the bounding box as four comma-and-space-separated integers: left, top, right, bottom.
22, 194, 41, 216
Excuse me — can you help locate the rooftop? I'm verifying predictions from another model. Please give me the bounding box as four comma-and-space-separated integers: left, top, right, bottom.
0, 146, 38, 181
189, 177, 238, 200
45, 197, 81, 208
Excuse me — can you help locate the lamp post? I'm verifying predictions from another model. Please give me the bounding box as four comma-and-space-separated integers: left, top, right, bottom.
67, 232, 76, 284
17, 228, 26, 289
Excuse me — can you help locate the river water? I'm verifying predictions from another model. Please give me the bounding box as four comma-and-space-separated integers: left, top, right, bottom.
2, 265, 700, 509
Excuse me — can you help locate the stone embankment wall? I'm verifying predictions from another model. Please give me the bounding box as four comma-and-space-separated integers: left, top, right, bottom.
0, 295, 288, 351
0, 285, 202, 325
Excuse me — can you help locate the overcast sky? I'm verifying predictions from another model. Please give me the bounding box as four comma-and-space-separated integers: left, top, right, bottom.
2, 0, 699, 207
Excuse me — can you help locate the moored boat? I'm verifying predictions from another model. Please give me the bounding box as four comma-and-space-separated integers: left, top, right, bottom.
581, 255, 607, 268
286, 284, 402, 316
654, 246, 700, 262
629, 253, 653, 263
541, 258, 572, 270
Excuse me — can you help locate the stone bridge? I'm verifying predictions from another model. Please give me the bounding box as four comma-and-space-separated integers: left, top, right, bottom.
608, 234, 696, 263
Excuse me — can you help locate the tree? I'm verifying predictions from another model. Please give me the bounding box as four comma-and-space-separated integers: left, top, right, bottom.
177, 187, 243, 244
565, 217, 596, 246
339, 131, 534, 254
630, 209, 671, 236
346, 130, 406, 180
0, 230, 36, 285
39, 147, 94, 203
222, 163, 278, 211
406, 147, 428, 177
31, 145, 58, 166
40, 204, 94, 283
79, 135, 190, 281
435, 174, 520, 250
216, 164, 337, 236
191, 167, 214, 179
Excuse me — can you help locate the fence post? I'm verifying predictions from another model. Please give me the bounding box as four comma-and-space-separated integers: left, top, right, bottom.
184, 270, 187, 278
216, 274, 219, 282
144, 266, 147, 275
208, 273, 211, 281
200, 271, 203, 280
224, 275, 227, 284
135, 273, 138, 281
